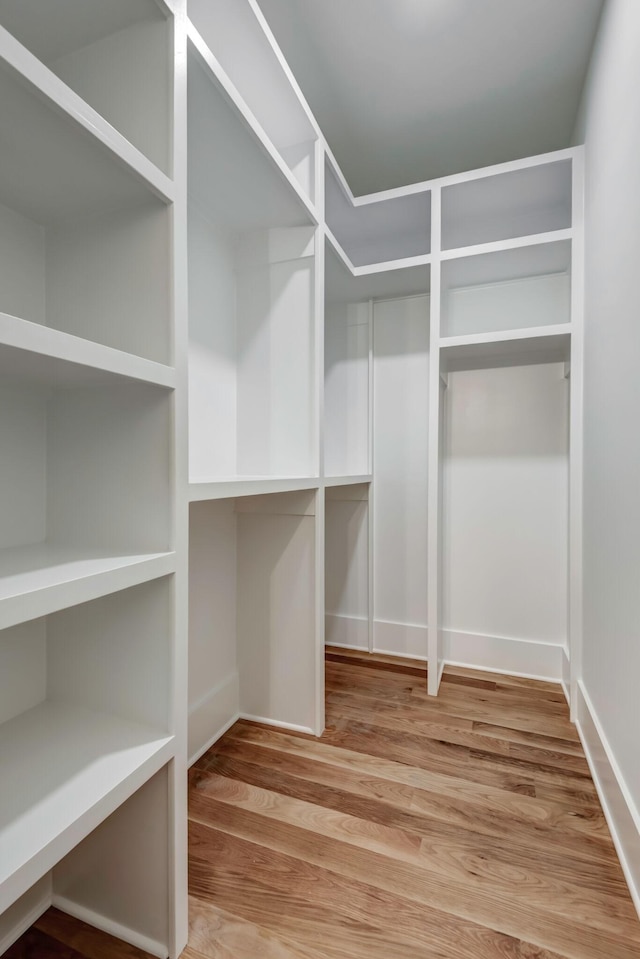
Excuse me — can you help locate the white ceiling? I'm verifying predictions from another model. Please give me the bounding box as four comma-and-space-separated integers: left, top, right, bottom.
257, 0, 604, 196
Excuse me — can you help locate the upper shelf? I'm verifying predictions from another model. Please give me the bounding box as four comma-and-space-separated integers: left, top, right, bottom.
440, 325, 572, 373
0, 27, 172, 227
189, 476, 320, 502
325, 235, 431, 304
441, 158, 572, 251
188, 35, 316, 234
188, 0, 317, 204
325, 160, 431, 268
0, 0, 173, 177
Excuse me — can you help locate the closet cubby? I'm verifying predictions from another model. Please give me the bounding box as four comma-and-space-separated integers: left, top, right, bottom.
0, 56, 172, 364
325, 484, 370, 651
0, 379, 172, 631
188, 44, 317, 486
187, 0, 317, 203
441, 240, 571, 339
0, 0, 172, 174
326, 161, 431, 267
324, 277, 370, 479
0, 577, 174, 913
188, 491, 319, 762
441, 157, 572, 250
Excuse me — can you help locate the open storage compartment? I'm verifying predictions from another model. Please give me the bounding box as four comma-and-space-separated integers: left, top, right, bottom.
188, 0, 317, 202
188, 490, 319, 762
325, 484, 370, 651
0, 0, 172, 174
0, 577, 174, 914
188, 43, 316, 485
0, 375, 172, 631
441, 158, 572, 251
326, 160, 431, 267
0, 56, 172, 364
441, 240, 572, 340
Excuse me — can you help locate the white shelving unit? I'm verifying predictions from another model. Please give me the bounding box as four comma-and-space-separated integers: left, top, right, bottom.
0, 1, 187, 956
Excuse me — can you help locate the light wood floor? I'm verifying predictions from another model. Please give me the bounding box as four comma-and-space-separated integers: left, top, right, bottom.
8, 648, 640, 958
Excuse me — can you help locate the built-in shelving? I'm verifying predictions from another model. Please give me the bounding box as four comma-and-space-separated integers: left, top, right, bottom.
441, 156, 572, 250
0, 702, 173, 913
188, 0, 318, 204
325, 159, 431, 267
324, 475, 373, 488
188, 37, 317, 485
0, 0, 186, 953
0, 0, 174, 177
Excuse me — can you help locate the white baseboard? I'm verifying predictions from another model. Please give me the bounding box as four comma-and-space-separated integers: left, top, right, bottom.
575, 681, 640, 919
331, 618, 564, 682
239, 714, 314, 736
0, 876, 51, 954
188, 671, 240, 766
373, 619, 428, 658
561, 646, 571, 705
325, 613, 368, 649
53, 895, 168, 958
443, 629, 564, 682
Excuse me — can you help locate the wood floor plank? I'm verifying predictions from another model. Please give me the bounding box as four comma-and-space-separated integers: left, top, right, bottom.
190, 820, 571, 959
198, 743, 620, 872
33, 908, 156, 959
189, 773, 640, 951
188, 897, 325, 959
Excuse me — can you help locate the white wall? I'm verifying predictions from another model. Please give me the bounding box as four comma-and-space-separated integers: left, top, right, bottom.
324, 302, 369, 476
573, 0, 640, 911
372, 295, 429, 657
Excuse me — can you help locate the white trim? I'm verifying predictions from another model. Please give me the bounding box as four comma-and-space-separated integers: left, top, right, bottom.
325, 613, 369, 650
188, 671, 240, 766
440, 228, 573, 263
443, 629, 564, 681
239, 714, 315, 736
575, 682, 640, 919
53, 895, 168, 959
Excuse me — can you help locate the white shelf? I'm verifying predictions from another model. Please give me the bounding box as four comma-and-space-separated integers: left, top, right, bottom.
324, 475, 372, 488
188, 27, 317, 232
325, 161, 431, 267
441, 157, 572, 251
439, 324, 572, 372
0, 546, 175, 631
189, 477, 320, 502
0, 25, 173, 223
188, 0, 317, 204
0, 313, 175, 389
326, 234, 430, 304
0, 700, 173, 912
0, 0, 173, 188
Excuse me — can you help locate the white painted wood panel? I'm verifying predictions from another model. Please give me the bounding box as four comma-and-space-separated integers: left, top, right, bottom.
442, 363, 569, 646
237, 509, 316, 731
373, 296, 429, 655
188, 500, 238, 758
325, 493, 368, 647
324, 302, 369, 476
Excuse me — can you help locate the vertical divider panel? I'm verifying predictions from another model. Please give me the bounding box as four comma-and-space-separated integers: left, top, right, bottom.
427, 186, 442, 695
314, 140, 326, 734
168, 2, 189, 954
569, 150, 585, 719
367, 299, 375, 653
